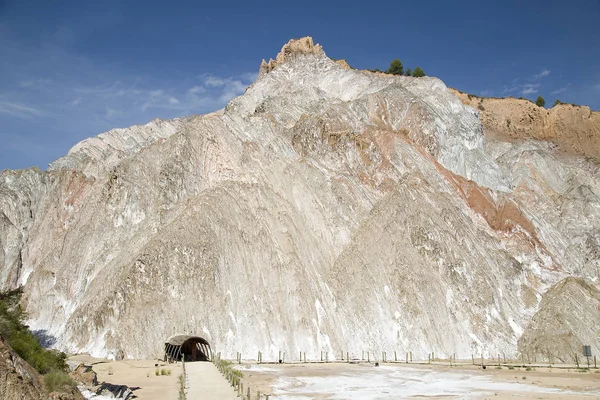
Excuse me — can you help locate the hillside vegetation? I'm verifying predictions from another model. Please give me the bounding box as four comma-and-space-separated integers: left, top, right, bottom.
0, 287, 76, 394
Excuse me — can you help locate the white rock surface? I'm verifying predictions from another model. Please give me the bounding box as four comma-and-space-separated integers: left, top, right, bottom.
0, 37, 598, 361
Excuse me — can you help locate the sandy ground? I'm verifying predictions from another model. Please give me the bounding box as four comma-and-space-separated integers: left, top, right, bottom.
69, 355, 182, 400
233, 361, 600, 399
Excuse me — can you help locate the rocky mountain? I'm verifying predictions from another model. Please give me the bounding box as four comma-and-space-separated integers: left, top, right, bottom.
1, 37, 598, 362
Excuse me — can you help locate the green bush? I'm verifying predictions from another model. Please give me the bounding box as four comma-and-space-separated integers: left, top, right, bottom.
43, 370, 75, 393
412, 67, 425, 77
553, 99, 563, 107
388, 59, 404, 75
535, 96, 545, 107
405, 69, 412, 76
0, 288, 68, 374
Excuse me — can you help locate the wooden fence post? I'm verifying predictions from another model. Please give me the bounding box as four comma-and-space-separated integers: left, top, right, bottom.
575, 354, 579, 368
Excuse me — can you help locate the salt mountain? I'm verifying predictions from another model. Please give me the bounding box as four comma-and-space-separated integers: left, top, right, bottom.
1, 37, 599, 361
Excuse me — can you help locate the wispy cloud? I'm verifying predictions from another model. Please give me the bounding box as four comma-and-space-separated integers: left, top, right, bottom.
551, 85, 569, 95
0, 101, 46, 119
502, 82, 540, 96
534, 69, 551, 79
188, 86, 206, 95
20, 78, 54, 89
521, 83, 540, 95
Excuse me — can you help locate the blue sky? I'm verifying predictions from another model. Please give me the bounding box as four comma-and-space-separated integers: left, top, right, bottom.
1, 0, 599, 171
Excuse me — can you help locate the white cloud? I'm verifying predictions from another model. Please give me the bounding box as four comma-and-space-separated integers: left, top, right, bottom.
521, 83, 540, 95
20, 78, 54, 89
0, 101, 46, 118
534, 69, 551, 79
168, 97, 179, 104
551, 86, 568, 95
188, 85, 206, 95
204, 76, 227, 87
71, 98, 82, 106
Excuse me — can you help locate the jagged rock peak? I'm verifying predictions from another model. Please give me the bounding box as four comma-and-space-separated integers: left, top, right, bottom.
259, 36, 324, 76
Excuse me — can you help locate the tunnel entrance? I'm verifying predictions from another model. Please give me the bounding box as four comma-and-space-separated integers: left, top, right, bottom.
164, 335, 211, 362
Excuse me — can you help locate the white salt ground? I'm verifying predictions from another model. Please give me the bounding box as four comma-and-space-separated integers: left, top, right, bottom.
78, 388, 115, 400
270, 366, 600, 399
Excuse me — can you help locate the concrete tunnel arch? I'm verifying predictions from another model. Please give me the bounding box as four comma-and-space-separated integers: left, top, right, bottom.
164, 334, 211, 362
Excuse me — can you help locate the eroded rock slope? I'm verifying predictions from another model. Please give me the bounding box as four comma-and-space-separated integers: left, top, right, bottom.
1, 37, 598, 361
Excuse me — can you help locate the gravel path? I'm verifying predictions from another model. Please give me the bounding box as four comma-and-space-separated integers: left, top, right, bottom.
186, 362, 238, 400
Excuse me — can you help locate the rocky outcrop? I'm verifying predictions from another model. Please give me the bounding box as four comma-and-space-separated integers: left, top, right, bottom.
451, 89, 600, 159
518, 278, 600, 362
259, 36, 324, 76
0, 37, 598, 362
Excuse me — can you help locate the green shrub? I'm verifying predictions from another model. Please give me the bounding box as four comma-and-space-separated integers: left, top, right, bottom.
412, 67, 425, 77
388, 59, 404, 75
535, 96, 545, 107
553, 99, 563, 107
43, 370, 75, 393
405, 69, 412, 76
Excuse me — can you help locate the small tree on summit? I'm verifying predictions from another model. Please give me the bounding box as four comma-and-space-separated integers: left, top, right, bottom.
535, 96, 546, 107
405, 69, 412, 76
412, 67, 425, 77
388, 59, 404, 75
552, 99, 563, 107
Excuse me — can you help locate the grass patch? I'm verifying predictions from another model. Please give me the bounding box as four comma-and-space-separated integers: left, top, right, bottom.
508, 365, 515, 370
43, 370, 76, 393
160, 368, 171, 376
577, 368, 589, 373
178, 373, 186, 400
525, 367, 533, 372
495, 366, 502, 369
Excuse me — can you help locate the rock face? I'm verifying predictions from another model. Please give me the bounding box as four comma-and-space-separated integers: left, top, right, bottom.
1, 37, 599, 362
